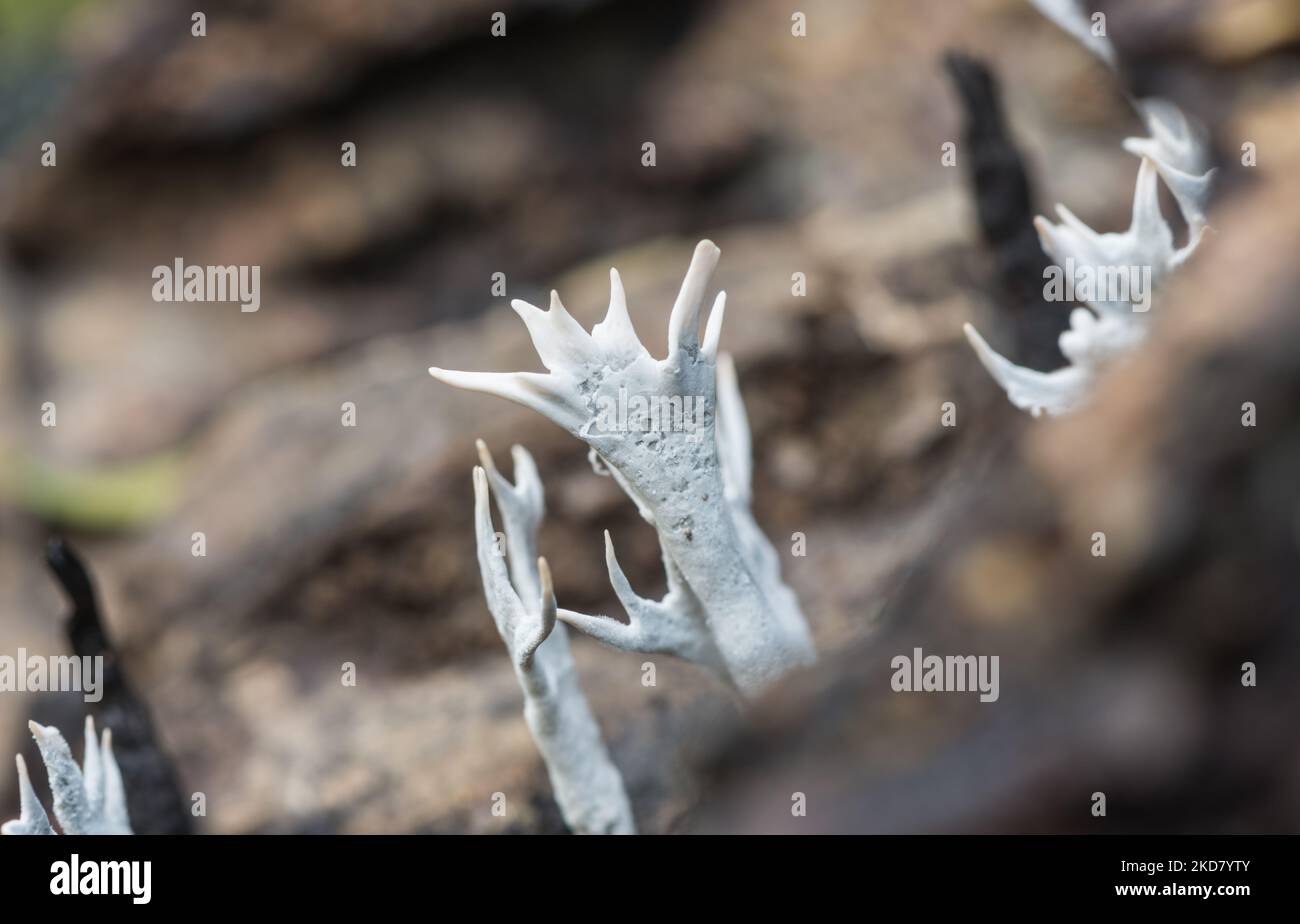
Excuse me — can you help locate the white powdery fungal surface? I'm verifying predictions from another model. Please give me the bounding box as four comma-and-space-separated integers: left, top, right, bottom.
473, 447, 635, 835
434, 241, 815, 697
3, 717, 132, 836
966, 1, 1218, 417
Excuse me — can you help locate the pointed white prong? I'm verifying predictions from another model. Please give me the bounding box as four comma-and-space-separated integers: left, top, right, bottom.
551, 532, 641, 650
667, 240, 721, 358
701, 291, 726, 361
1158, 161, 1214, 234
1036, 160, 1178, 311
1129, 158, 1167, 243
429, 367, 585, 432
581, 530, 725, 669
505, 295, 591, 371
1052, 204, 1096, 242
476, 437, 516, 502
519, 557, 558, 668
1171, 221, 1210, 269
714, 352, 752, 504
28, 720, 92, 835
1033, 214, 1059, 259
550, 289, 594, 338
509, 297, 543, 315
474, 462, 552, 665
602, 530, 649, 622
478, 440, 545, 599
1121, 97, 1215, 245
473, 466, 495, 557
100, 729, 130, 832
603, 268, 632, 331
1, 755, 55, 836
509, 444, 543, 505
473, 466, 522, 616
475, 436, 499, 475
476, 438, 544, 519
963, 323, 1088, 417
82, 715, 104, 816
546, 289, 595, 347
1125, 136, 1216, 233
606, 268, 630, 326
591, 267, 649, 361
1132, 98, 1212, 176
556, 606, 635, 649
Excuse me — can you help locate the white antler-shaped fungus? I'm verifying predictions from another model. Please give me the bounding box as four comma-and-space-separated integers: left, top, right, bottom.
965, 0, 1218, 416
3, 717, 132, 835
435, 241, 814, 696
1123, 99, 1217, 237
473, 443, 635, 835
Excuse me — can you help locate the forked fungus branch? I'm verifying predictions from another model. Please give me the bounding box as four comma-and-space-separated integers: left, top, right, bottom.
434, 242, 816, 832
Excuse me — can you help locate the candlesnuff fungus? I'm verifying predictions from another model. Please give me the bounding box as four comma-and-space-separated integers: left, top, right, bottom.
473, 444, 635, 835
445, 241, 815, 832
2, 717, 132, 835
45, 538, 192, 833
963, 0, 1218, 416
434, 241, 815, 697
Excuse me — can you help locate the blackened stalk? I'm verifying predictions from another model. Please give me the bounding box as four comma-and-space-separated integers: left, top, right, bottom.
45, 538, 192, 834
943, 51, 1069, 370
